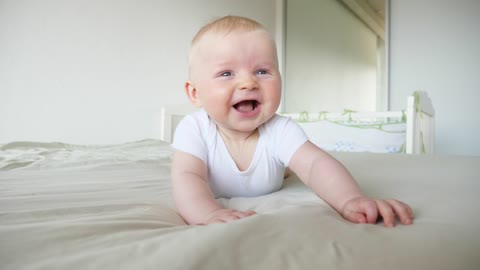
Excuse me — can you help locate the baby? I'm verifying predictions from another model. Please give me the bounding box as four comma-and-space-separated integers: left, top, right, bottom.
171, 15, 414, 226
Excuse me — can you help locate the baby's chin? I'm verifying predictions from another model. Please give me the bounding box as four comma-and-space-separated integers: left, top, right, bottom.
216, 122, 261, 134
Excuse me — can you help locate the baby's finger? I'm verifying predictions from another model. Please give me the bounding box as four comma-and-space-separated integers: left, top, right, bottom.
241, 210, 257, 216
342, 210, 367, 224
376, 200, 395, 227
387, 199, 414, 225
361, 200, 379, 224
219, 213, 241, 223
232, 210, 256, 219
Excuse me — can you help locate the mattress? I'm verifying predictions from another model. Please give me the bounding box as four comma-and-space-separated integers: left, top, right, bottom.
1, 139, 479, 269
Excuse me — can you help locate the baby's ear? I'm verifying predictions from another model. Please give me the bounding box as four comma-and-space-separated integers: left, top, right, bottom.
184, 81, 202, 108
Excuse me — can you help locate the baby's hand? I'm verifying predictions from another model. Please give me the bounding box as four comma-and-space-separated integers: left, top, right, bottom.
341, 197, 414, 227
200, 209, 256, 225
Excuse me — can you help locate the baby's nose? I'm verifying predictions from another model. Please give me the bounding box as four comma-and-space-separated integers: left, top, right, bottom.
238, 74, 259, 90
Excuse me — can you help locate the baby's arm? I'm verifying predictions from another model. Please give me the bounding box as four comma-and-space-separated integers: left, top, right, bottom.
171, 150, 255, 225
288, 141, 413, 227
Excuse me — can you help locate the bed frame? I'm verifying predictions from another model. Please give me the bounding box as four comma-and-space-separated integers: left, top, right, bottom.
159, 104, 197, 144
160, 91, 434, 154
405, 91, 435, 154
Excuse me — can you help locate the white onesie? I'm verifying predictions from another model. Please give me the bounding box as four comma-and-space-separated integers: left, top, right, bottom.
171, 109, 308, 198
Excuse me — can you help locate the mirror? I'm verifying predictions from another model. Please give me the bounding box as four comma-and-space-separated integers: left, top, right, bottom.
282, 0, 387, 113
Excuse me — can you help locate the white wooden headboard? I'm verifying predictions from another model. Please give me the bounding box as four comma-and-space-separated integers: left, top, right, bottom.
159, 104, 197, 143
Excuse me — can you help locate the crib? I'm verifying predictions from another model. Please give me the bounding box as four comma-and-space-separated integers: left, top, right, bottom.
160, 91, 434, 154
281, 91, 434, 154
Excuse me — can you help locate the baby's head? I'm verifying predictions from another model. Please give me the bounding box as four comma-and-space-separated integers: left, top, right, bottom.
185, 16, 281, 133
188, 16, 278, 76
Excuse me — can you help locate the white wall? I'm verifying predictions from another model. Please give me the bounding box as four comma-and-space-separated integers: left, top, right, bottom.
284, 0, 377, 113
0, 0, 277, 144
389, 0, 480, 156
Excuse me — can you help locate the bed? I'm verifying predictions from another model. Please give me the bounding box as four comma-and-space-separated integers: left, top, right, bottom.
1, 139, 479, 270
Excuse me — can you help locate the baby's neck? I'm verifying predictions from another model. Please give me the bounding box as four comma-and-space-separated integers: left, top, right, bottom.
217, 127, 259, 172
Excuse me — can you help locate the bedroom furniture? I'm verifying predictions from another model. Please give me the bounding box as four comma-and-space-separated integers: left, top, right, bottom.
281, 91, 434, 154
159, 104, 196, 144
1, 139, 478, 269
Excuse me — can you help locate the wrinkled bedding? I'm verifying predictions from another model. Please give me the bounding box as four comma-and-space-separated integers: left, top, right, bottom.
1, 139, 479, 270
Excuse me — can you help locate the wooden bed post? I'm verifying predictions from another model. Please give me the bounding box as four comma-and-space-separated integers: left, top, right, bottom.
405, 91, 435, 154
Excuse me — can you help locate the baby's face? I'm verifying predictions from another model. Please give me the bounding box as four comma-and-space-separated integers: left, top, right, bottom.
187, 30, 281, 134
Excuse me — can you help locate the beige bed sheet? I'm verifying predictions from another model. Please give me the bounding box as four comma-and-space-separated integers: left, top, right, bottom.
1, 139, 479, 270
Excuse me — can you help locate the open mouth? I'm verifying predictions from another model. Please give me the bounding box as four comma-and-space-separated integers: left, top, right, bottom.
233, 100, 259, 113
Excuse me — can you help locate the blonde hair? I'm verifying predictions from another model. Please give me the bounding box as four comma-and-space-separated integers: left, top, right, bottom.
191, 15, 267, 47
188, 16, 276, 76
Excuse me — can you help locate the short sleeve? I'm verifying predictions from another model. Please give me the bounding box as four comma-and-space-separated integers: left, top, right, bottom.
171, 113, 208, 164
273, 116, 309, 166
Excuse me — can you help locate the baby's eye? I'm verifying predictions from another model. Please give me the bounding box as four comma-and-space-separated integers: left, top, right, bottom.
220, 71, 232, 77
257, 70, 268, 75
